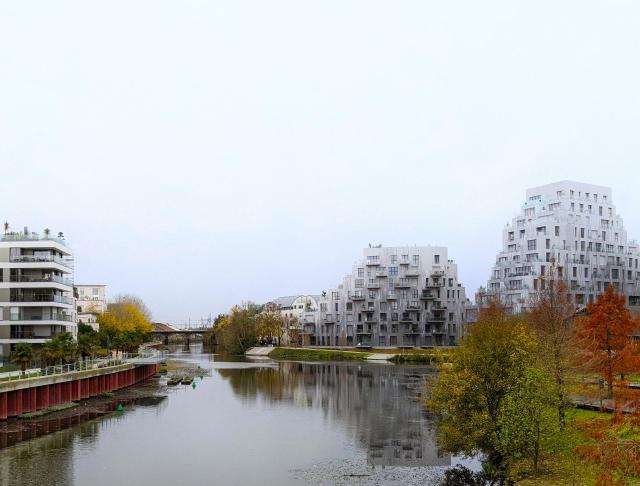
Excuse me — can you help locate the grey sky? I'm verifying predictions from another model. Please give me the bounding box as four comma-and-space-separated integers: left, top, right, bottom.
2, 1, 639, 324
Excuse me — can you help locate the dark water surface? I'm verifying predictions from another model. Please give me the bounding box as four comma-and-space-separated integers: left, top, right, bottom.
0, 347, 473, 485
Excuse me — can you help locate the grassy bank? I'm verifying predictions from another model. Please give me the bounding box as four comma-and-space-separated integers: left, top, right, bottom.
387, 348, 454, 364
268, 348, 371, 361
19, 402, 78, 419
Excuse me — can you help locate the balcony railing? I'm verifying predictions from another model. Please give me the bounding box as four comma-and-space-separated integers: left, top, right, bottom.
4, 314, 73, 322
375, 270, 388, 277
9, 294, 73, 305
366, 282, 380, 289
420, 290, 436, 300
1, 233, 69, 245
9, 255, 73, 269
9, 330, 67, 339
405, 266, 420, 277
9, 275, 73, 286
385, 292, 398, 300
350, 293, 366, 301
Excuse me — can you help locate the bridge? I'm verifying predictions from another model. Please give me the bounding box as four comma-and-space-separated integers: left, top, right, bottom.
151, 323, 214, 345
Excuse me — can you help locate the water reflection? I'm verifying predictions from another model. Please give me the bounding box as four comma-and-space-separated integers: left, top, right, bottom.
217, 361, 451, 468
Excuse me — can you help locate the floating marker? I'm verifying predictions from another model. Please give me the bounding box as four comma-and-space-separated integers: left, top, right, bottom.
192, 382, 196, 389
200, 374, 204, 380
117, 403, 123, 412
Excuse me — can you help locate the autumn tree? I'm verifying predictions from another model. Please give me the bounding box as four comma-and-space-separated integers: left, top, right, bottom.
528, 263, 577, 428
214, 305, 259, 354
575, 286, 640, 400
427, 303, 550, 481
97, 294, 153, 352
255, 311, 285, 345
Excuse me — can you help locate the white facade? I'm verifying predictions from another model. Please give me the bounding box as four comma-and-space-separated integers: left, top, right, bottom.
0, 231, 76, 360
75, 284, 107, 331
483, 181, 640, 313
306, 246, 470, 347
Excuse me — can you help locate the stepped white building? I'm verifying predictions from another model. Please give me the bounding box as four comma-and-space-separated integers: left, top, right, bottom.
482, 181, 640, 313
305, 245, 470, 347
0, 229, 76, 361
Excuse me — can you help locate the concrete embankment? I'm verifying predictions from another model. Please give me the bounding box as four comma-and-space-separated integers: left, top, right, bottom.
0, 363, 159, 420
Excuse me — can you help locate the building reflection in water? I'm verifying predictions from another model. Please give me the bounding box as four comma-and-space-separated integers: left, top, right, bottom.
217, 361, 451, 468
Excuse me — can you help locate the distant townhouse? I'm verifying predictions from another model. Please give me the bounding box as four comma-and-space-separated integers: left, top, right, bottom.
75, 284, 107, 331
0, 228, 76, 362
481, 181, 640, 313
306, 245, 471, 347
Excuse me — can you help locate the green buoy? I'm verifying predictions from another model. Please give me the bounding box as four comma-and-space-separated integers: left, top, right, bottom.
117, 403, 123, 412
200, 374, 204, 380
192, 382, 196, 389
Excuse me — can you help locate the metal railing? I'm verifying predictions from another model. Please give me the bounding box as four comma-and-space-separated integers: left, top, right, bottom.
1, 234, 69, 245
0, 350, 167, 383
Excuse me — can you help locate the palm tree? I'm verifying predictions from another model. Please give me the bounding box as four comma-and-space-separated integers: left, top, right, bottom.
11, 343, 34, 374
3, 222, 8, 234
43, 228, 51, 239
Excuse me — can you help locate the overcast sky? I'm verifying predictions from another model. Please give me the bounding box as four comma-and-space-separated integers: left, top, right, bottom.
2, 1, 639, 324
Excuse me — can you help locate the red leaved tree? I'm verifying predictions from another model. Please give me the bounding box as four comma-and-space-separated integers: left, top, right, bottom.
575, 286, 640, 400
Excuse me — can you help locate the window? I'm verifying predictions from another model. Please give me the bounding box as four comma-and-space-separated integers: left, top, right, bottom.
92, 288, 99, 296
412, 255, 419, 264
527, 240, 536, 250
390, 255, 397, 264
434, 255, 440, 264
355, 279, 364, 288
389, 266, 398, 276
357, 268, 364, 277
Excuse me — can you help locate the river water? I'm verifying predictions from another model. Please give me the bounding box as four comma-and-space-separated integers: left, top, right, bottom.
0, 346, 474, 485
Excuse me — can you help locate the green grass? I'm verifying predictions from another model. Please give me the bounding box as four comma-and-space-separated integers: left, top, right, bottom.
268, 347, 371, 361
19, 402, 78, 419
0, 364, 19, 373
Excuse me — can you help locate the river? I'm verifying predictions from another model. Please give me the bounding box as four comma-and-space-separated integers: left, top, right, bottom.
0, 346, 476, 485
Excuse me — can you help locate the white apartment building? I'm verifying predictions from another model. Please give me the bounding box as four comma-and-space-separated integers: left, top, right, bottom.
482, 181, 640, 313
306, 245, 470, 347
264, 294, 322, 345
0, 229, 76, 361
75, 284, 107, 331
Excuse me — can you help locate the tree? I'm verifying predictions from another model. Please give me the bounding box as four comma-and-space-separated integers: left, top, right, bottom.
255, 311, 285, 345
285, 316, 301, 347
11, 343, 34, 373
40, 332, 77, 366
97, 295, 153, 352
575, 286, 640, 400
497, 368, 560, 472
78, 332, 100, 359
3, 221, 8, 234
528, 264, 577, 428
427, 303, 539, 481
214, 305, 259, 354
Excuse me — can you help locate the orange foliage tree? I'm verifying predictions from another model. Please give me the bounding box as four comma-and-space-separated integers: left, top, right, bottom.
575, 286, 640, 400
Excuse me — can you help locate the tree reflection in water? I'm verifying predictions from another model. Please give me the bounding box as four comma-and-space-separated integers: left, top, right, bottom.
217, 361, 450, 468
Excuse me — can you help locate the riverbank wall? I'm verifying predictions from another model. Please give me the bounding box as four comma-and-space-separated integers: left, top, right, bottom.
0, 363, 159, 420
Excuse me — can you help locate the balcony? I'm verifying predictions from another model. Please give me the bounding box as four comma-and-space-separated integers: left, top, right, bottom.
375, 270, 388, 278
427, 313, 446, 322
405, 266, 420, 277
420, 290, 436, 300
385, 292, 398, 300
9, 294, 73, 305
399, 313, 414, 323
366, 282, 380, 289
8, 275, 73, 286
406, 302, 420, 310
404, 325, 421, 335
9, 254, 73, 269
426, 280, 444, 288
350, 292, 366, 301
302, 323, 316, 334
1, 233, 68, 245
399, 259, 411, 265
9, 330, 67, 340
356, 325, 373, 335
3, 313, 73, 322
365, 259, 381, 266
395, 279, 412, 288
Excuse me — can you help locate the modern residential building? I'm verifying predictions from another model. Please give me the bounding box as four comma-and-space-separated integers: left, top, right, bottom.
262, 295, 321, 345
481, 181, 640, 313
75, 284, 107, 331
306, 245, 470, 347
0, 229, 76, 362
